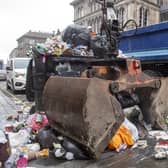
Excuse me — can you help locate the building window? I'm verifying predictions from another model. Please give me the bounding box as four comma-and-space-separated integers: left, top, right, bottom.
117, 7, 125, 26
139, 7, 148, 27
77, 7, 80, 18
158, 0, 163, 6
81, 6, 84, 17
29, 39, 35, 45
144, 9, 148, 26
91, 0, 94, 12
77, 6, 84, 18
88, 0, 91, 7
139, 7, 144, 27
98, 16, 102, 33
88, 20, 91, 27
93, 0, 96, 11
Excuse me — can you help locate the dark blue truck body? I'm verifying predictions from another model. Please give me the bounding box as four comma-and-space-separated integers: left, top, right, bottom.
119, 22, 168, 76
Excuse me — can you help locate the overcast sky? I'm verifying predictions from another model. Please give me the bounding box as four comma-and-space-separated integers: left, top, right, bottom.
0, 0, 74, 62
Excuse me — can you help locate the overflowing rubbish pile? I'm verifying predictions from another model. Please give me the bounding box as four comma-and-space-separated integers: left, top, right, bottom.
30, 24, 92, 59
1, 23, 168, 167
1, 78, 168, 167
0, 97, 90, 167
28, 24, 123, 60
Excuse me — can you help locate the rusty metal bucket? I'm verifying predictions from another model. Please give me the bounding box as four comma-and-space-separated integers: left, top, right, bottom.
43, 76, 124, 159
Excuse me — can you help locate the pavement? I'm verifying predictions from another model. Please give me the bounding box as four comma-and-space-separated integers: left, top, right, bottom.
0, 86, 18, 130
0, 81, 168, 168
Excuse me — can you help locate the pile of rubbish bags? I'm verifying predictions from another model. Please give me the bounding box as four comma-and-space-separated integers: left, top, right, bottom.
1, 90, 168, 167
114, 90, 168, 160
28, 24, 124, 59
0, 98, 90, 167
31, 24, 92, 58
0, 110, 50, 168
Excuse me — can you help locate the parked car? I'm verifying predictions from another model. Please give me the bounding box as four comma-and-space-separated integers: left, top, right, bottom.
0, 69, 6, 81
6, 57, 31, 93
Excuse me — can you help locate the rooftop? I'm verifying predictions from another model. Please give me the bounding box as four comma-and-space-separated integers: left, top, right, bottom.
17, 31, 52, 41
70, 0, 82, 6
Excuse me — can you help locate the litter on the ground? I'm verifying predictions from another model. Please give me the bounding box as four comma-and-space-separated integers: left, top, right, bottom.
108, 118, 139, 152
137, 140, 148, 149
149, 130, 168, 140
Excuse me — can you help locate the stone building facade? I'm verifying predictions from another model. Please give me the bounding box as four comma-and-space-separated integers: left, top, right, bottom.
71, 0, 160, 33
70, 0, 102, 33
159, 0, 168, 22
9, 31, 52, 58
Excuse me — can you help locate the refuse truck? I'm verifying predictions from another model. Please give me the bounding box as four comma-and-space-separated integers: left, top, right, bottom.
25, 0, 162, 159
120, 21, 168, 77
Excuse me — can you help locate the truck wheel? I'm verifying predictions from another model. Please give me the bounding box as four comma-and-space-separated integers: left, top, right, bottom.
26, 59, 35, 101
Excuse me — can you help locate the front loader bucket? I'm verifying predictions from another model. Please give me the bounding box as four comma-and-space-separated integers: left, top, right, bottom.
43, 76, 124, 159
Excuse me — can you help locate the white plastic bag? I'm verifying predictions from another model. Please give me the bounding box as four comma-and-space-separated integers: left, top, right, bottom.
123, 118, 139, 142
8, 129, 30, 148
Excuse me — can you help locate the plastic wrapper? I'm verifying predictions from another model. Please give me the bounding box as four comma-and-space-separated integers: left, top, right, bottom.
108, 118, 139, 152
27, 112, 49, 133
91, 35, 108, 58
115, 91, 140, 108
37, 126, 58, 149
149, 130, 168, 140
8, 129, 30, 148
62, 24, 91, 47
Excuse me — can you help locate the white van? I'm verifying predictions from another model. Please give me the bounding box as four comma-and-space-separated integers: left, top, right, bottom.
6, 57, 31, 93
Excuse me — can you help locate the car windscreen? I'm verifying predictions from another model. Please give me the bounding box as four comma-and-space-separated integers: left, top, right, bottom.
14, 59, 30, 69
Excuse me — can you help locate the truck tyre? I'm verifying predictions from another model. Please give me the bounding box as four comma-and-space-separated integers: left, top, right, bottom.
26, 59, 35, 101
